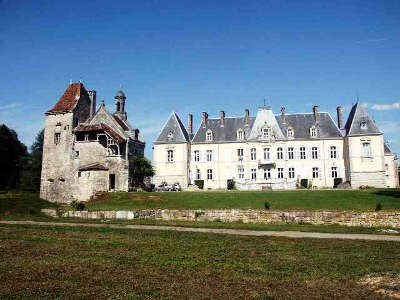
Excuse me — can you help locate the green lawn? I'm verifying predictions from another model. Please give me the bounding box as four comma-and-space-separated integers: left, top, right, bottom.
0, 192, 58, 216
87, 189, 400, 211
0, 223, 398, 299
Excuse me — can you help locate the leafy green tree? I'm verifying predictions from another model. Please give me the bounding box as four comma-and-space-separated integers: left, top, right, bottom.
20, 129, 44, 191
128, 157, 154, 187
0, 124, 27, 190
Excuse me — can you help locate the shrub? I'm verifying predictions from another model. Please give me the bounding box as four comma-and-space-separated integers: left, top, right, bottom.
333, 178, 343, 188
195, 211, 205, 219
194, 180, 204, 189
227, 179, 235, 190
375, 202, 382, 211
264, 201, 270, 210
70, 200, 86, 211
300, 179, 308, 189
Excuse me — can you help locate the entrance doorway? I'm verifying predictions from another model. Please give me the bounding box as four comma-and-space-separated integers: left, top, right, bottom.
109, 174, 115, 191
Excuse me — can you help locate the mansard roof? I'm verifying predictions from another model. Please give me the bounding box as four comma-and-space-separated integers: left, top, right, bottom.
276, 113, 342, 139
344, 102, 381, 136
192, 117, 256, 143
191, 110, 342, 143
155, 112, 190, 144
47, 83, 89, 114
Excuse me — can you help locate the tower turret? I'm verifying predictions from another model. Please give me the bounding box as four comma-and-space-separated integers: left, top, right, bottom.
114, 90, 127, 121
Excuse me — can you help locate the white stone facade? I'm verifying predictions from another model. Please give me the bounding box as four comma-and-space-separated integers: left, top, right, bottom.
154, 104, 398, 190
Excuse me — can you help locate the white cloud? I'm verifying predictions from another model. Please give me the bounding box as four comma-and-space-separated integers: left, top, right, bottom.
371, 102, 400, 111
377, 121, 400, 134
0, 103, 20, 110
140, 125, 161, 135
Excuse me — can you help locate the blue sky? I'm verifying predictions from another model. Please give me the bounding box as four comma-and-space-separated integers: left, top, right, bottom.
1, 0, 399, 158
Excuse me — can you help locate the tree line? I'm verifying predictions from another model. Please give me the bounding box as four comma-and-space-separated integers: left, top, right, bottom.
0, 124, 154, 192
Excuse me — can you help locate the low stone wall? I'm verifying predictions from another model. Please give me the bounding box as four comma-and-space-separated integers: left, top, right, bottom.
41, 208, 400, 228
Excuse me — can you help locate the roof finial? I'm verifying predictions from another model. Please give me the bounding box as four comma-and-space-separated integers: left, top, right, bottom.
263, 98, 266, 107
100, 100, 105, 107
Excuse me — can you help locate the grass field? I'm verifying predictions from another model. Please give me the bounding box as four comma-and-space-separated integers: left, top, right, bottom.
87, 189, 400, 211
0, 223, 399, 299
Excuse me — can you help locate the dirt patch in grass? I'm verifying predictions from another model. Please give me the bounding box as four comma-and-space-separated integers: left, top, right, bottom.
360, 274, 400, 299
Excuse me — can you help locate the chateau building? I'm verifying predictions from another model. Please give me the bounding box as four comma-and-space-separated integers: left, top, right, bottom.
153, 103, 398, 190
40, 83, 145, 202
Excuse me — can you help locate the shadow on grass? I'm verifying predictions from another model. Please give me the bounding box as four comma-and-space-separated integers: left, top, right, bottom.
373, 189, 400, 199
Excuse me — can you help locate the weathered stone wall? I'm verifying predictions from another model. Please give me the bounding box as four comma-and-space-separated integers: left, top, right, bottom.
41, 209, 400, 228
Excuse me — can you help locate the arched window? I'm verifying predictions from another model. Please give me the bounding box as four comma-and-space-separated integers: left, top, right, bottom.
206, 130, 213, 142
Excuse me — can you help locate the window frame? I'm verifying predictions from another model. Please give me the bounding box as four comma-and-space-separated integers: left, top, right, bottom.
207, 169, 213, 180
194, 150, 200, 162
330, 146, 337, 159
287, 147, 294, 160
263, 148, 270, 160
206, 150, 213, 162
300, 146, 306, 159
277, 147, 283, 160
250, 148, 257, 161
312, 167, 319, 179
206, 130, 213, 142
288, 167, 295, 179
167, 149, 174, 162
251, 168, 257, 180
277, 168, 284, 179
311, 147, 319, 159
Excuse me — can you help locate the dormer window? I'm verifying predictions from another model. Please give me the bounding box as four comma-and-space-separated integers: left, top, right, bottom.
261, 127, 271, 139
167, 131, 174, 141
287, 127, 294, 138
310, 126, 317, 138
237, 129, 244, 140
360, 122, 367, 130
206, 130, 213, 142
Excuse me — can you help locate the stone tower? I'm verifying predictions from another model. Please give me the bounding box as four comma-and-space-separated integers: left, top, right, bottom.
40, 83, 92, 202
114, 90, 127, 121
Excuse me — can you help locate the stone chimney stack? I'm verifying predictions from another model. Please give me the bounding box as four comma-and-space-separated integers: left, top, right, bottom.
313, 105, 319, 122
244, 109, 249, 123
188, 114, 193, 135
336, 106, 343, 129
220, 111, 225, 127
281, 107, 286, 123
202, 112, 208, 126
88, 90, 97, 118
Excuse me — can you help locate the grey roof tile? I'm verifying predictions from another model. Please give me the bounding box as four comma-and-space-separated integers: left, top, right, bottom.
344, 103, 381, 136
155, 112, 190, 144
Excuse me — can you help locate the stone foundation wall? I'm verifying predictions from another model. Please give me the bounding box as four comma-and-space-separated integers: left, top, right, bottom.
41, 209, 400, 228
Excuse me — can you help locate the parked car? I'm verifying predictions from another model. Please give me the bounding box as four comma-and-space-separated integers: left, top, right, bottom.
155, 183, 174, 192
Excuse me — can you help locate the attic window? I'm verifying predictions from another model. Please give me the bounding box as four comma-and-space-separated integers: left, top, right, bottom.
287, 127, 294, 138
360, 122, 367, 130
237, 129, 244, 140
310, 126, 317, 138
206, 130, 213, 142
261, 127, 271, 139
167, 131, 174, 141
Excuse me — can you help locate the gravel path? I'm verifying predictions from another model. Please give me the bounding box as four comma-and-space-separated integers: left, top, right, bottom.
1, 220, 400, 241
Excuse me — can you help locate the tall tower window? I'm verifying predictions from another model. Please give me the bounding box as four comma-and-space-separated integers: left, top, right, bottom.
54, 133, 60, 145
362, 142, 371, 157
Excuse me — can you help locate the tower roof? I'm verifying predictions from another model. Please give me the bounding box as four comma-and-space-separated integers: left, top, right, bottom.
47, 82, 89, 114
155, 112, 190, 144
344, 102, 381, 136
115, 90, 126, 98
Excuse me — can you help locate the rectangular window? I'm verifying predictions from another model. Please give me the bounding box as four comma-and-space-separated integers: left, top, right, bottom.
238, 168, 244, 179
262, 128, 270, 139
331, 167, 338, 178
207, 169, 213, 180
196, 169, 201, 180
167, 150, 174, 162
250, 148, 256, 161
330, 146, 337, 159
277, 147, 283, 159
251, 168, 256, 180
263, 148, 270, 160
289, 167, 295, 179
362, 142, 371, 157
300, 147, 306, 159
206, 150, 213, 161
237, 148, 244, 160
194, 150, 200, 162
278, 168, 284, 179
264, 168, 271, 180
312, 147, 318, 159
288, 147, 294, 160
312, 167, 319, 179
54, 133, 61, 145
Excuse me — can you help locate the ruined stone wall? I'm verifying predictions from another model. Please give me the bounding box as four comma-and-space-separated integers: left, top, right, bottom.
42, 209, 400, 228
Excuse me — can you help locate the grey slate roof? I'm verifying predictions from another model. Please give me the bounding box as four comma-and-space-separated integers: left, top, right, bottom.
344, 102, 381, 136
155, 112, 190, 144
191, 112, 342, 143
384, 143, 393, 155
276, 113, 342, 139
192, 117, 255, 143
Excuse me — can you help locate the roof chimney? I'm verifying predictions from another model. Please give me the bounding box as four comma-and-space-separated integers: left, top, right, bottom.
202, 112, 208, 126
244, 109, 249, 123
336, 106, 343, 129
188, 114, 193, 135
220, 111, 225, 127
88, 90, 97, 118
313, 106, 319, 122
281, 107, 286, 123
